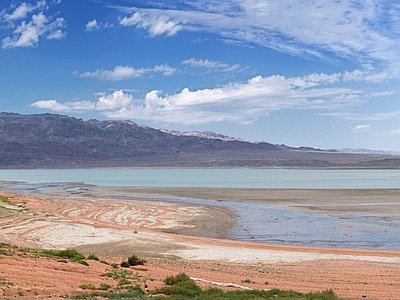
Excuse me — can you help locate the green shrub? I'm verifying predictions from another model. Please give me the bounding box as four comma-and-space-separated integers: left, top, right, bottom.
164, 273, 191, 285
78, 260, 89, 266
120, 261, 130, 268
154, 279, 202, 297
58, 249, 84, 260
0, 196, 9, 203
91, 287, 144, 299
98, 283, 111, 291
87, 254, 99, 261
79, 283, 97, 290
127, 255, 146, 266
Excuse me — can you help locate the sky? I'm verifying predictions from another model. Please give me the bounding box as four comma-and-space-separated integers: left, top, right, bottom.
1, 0, 400, 151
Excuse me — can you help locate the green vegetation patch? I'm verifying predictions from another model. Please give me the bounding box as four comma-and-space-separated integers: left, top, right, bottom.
149, 273, 341, 300
0, 244, 95, 266
39, 248, 89, 265
0, 196, 10, 203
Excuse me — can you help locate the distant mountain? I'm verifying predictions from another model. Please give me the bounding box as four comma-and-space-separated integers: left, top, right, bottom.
338, 148, 400, 155
0, 112, 399, 169
160, 129, 246, 142
275, 144, 337, 153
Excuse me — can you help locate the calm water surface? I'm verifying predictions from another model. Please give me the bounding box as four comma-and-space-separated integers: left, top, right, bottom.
0, 168, 399, 188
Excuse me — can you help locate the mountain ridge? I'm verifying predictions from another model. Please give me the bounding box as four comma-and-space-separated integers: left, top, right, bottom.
0, 112, 399, 169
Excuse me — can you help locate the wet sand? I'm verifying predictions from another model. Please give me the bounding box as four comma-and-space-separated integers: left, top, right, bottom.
41, 184, 400, 249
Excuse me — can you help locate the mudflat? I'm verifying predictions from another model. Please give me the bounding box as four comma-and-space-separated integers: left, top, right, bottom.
1, 186, 400, 299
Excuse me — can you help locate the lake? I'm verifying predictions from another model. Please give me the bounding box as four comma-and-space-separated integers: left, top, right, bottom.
0, 168, 399, 188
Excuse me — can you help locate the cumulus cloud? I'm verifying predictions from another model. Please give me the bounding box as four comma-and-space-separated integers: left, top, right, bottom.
352, 125, 371, 132
76, 64, 177, 81
1, 1, 66, 48
2, 0, 46, 21
31, 70, 389, 124
85, 19, 100, 31
120, 11, 182, 37
85, 19, 113, 31
182, 58, 243, 73
31, 91, 133, 112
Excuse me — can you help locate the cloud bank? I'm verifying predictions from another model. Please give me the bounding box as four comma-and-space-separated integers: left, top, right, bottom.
31, 70, 392, 124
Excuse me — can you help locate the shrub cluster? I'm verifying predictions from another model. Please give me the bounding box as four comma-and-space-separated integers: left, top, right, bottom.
121, 255, 146, 268
150, 273, 341, 300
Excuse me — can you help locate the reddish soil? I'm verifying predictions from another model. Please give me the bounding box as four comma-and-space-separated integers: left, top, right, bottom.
1, 192, 400, 299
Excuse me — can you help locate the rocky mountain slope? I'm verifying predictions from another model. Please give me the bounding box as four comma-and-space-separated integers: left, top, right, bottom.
0, 112, 398, 168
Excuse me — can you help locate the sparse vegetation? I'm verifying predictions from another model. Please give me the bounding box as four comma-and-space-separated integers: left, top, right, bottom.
148, 273, 341, 300
128, 254, 146, 266
164, 273, 191, 286
0, 196, 10, 203
79, 283, 97, 290
120, 260, 130, 268
0, 243, 342, 300
87, 253, 99, 261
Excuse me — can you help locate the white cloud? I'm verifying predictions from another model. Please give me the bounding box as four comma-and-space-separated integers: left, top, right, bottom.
385, 128, 400, 136
85, 19, 100, 31
120, 11, 182, 37
84, 19, 113, 31
1, 1, 66, 48
31, 99, 95, 112
96, 91, 133, 110
77, 64, 177, 81
182, 58, 243, 72
2, 1, 46, 21
32, 70, 389, 125
352, 125, 371, 132
31, 91, 133, 112
323, 110, 400, 122
118, 1, 400, 67
152, 64, 178, 76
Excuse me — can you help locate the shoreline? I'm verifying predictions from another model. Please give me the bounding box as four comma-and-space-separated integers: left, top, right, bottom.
1, 181, 400, 250
44, 184, 400, 250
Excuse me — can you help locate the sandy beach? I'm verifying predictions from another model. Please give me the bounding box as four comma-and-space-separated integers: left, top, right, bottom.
1, 186, 400, 299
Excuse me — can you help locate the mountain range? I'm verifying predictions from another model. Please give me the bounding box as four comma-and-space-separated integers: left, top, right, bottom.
0, 112, 399, 169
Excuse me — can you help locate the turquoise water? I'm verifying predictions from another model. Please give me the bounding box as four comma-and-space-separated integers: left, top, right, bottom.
0, 168, 399, 188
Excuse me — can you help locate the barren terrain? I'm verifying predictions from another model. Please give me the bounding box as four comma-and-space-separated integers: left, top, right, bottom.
1, 188, 400, 299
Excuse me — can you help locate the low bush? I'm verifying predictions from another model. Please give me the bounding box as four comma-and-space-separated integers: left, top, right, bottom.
154, 279, 202, 298
120, 261, 130, 268
164, 273, 191, 285
87, 254, 99, 261
79, 283, 97, 290
127, 255, 146, 266
150, 274, 341, 300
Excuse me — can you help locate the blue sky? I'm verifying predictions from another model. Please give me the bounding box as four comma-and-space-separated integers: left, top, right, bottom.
1, 0, 400, 150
